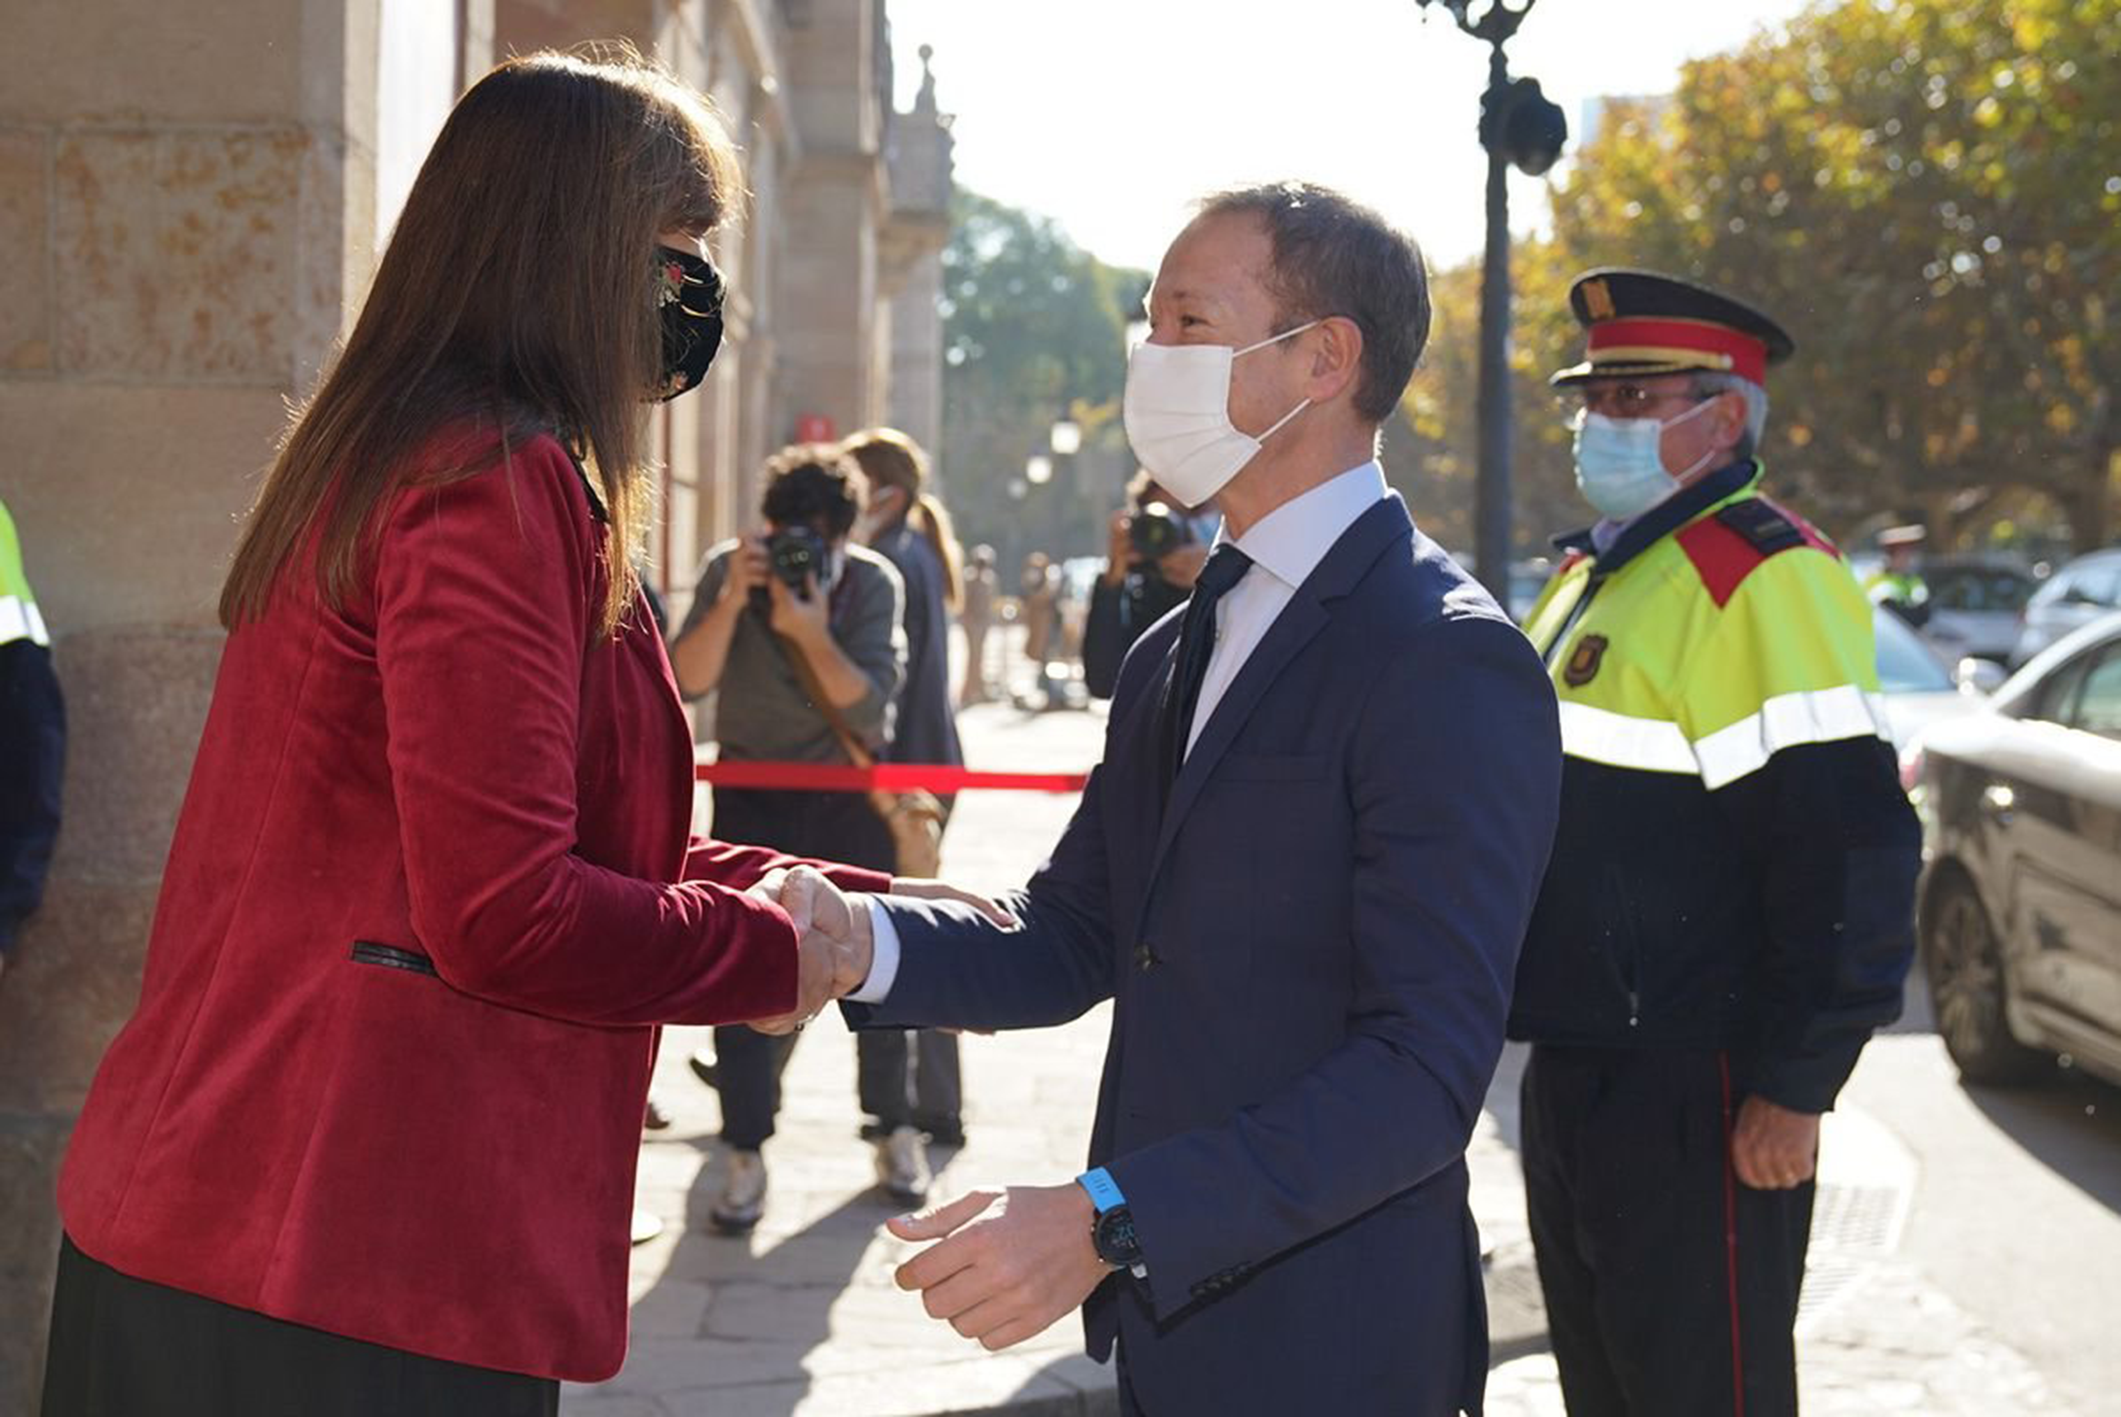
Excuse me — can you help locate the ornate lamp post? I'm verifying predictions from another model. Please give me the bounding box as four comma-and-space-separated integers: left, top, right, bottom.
1414, 0, 1566, 596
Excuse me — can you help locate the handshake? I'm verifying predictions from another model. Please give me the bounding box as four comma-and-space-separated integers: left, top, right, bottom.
744, 866, 873, 1035
741, 867, 1015, 1035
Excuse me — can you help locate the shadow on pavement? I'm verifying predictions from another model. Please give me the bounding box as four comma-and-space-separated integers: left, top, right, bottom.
606, 1138, 886, 1414
1882, 962, 2121, 1217
1963, 1070, 2121, 1217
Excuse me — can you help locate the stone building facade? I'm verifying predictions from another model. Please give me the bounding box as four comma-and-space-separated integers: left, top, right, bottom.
0, 1, 950, 1404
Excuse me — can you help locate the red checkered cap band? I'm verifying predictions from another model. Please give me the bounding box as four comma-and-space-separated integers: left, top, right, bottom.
1585, 317, 1768, 385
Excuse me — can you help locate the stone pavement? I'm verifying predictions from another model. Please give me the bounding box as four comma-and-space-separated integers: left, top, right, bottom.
568, 697, 2080, 1417
566, 700, 1121, 1417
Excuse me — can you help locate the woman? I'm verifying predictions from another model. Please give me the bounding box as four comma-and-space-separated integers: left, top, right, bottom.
844, 429, 969, 1169
42, 53, 894, 1416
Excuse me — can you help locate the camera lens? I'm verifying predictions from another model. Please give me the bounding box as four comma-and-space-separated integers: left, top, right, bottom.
1129, 504, 1183, 560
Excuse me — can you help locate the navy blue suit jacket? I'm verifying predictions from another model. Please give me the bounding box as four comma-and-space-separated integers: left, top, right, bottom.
850, 495, 1561, 1415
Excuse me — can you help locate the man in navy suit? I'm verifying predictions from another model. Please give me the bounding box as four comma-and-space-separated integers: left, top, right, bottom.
787, 183, 1562, 1415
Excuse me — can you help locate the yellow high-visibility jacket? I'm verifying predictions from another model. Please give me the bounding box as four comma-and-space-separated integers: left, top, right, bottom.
1507, 461, 1920, 1112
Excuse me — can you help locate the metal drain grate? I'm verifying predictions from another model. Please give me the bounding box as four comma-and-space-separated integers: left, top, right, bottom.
1810, 1181, 1904, 1254
1798, 1181, 1911, 1328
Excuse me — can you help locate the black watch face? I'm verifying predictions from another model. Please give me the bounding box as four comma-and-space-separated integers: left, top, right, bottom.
1095, 1207, 1141, 1265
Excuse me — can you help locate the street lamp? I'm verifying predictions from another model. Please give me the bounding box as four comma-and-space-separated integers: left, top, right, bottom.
1049, 419, 1082, 457
1413, 0, 1567, 596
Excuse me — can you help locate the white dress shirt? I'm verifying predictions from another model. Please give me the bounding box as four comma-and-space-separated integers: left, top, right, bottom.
850, 460, 1390, 1004
1186, 460, 1387, 754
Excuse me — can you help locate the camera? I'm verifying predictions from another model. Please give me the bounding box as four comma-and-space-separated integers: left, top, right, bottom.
752, 525, 830, 609
1128, 502, 1187, 561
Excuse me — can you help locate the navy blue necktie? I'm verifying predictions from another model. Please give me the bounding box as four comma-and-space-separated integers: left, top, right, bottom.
1158, 544, 1253, 787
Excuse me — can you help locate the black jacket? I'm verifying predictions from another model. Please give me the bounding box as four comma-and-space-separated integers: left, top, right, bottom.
1, 637, 65, 955
1082, 569, 1189, 699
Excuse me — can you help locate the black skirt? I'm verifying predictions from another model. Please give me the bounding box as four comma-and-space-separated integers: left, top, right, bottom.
42, 1234, 558, 1417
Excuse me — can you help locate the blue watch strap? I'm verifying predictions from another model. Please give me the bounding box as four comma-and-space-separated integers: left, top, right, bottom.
1077, 1167, 1126, 1214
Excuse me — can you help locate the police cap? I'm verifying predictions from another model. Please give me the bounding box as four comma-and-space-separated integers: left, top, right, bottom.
1550, 268, 1795, 389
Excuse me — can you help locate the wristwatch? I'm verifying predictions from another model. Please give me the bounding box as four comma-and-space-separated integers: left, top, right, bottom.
1078, 1167, 1148, 1280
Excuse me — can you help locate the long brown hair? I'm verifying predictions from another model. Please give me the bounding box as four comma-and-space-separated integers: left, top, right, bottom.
219, 49, 743, 636
842, 428, 963, 611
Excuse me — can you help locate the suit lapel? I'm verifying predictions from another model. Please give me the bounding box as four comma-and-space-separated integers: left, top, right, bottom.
1146, 496, 1414, 876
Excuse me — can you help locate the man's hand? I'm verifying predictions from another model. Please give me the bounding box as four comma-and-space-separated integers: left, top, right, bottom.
887, 1183, 1110, 1351
1101, 510, 1132, 586
747, 867, 874, 1033
767, 570, 831, 646
1730, 1096, 1821, 1190
716, 534, 771, 611
888, 878, 1019, 929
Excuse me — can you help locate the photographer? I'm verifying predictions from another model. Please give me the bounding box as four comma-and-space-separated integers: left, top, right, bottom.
1080, 472, 1218, 699
669, 444, 911, 1233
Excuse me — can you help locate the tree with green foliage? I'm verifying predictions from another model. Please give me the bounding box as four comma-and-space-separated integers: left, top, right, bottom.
937, 191, 1149, 571
1411, 0, 2121, 555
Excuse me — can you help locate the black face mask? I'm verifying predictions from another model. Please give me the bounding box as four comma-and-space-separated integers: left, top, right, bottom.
655, 246, 725, 401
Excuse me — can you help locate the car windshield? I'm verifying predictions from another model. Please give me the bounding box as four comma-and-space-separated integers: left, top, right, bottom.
1927, 566, 2035, 613
1874, 607, 1954, 692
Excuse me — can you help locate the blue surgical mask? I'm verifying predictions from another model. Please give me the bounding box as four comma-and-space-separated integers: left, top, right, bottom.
1571, 399, 1717, 521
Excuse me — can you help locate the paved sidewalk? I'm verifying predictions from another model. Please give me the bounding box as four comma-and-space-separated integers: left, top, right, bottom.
567, 699, 2078, 1416
566, 702, 1120, 1417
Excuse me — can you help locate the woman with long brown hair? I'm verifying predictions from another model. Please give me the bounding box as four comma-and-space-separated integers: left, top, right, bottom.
40, 52, 888, 1416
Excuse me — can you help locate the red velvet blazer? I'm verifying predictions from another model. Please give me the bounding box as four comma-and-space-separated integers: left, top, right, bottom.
58, 431, 890, 1381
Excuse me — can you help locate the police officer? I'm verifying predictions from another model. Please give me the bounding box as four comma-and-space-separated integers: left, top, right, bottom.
1865, 523, 1932, 627
1510, 270, 1920, 1416
0, 494, 65, 988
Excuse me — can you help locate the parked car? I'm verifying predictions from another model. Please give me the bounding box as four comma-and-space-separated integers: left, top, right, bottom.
1920, 558, 2042, 664
2007, 547, 2121, 667
1911, 611, 2121, 1088
1872, 602, 1989, 750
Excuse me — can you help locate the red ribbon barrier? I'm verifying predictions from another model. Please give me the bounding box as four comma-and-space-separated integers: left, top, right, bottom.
695, 760, 1090, 794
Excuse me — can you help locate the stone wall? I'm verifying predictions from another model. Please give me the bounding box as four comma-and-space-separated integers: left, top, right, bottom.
0, 2, 391, 1406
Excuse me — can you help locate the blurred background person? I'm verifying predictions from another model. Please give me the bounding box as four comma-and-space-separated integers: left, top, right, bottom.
1081, 471, 1216, 699
1016, 552, 1061, 704
845, 427, 968, 1151
668, 444, 928, 1229
1866, 523, 1932, 628
958, 544, 1000, 707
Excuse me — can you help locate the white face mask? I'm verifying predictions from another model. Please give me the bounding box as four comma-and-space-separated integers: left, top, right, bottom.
1122, 321, 1319, 507
1571, 397, 1719, 521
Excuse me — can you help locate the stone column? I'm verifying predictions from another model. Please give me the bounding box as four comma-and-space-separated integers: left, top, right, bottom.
882, 45, 954, 475
0, 2, 386, 1406
775, 0, 888, 439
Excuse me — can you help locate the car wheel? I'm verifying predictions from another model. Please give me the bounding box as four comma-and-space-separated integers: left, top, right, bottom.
1923, 873, 2049, 1085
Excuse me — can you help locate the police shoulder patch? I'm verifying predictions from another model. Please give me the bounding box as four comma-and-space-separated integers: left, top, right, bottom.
1677, 497, 1833, 609
1563, 634, 1609, 688
1713, 498, 1808, 555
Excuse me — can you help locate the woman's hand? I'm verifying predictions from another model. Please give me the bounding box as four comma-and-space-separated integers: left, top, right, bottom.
889, 878, 1018, 929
